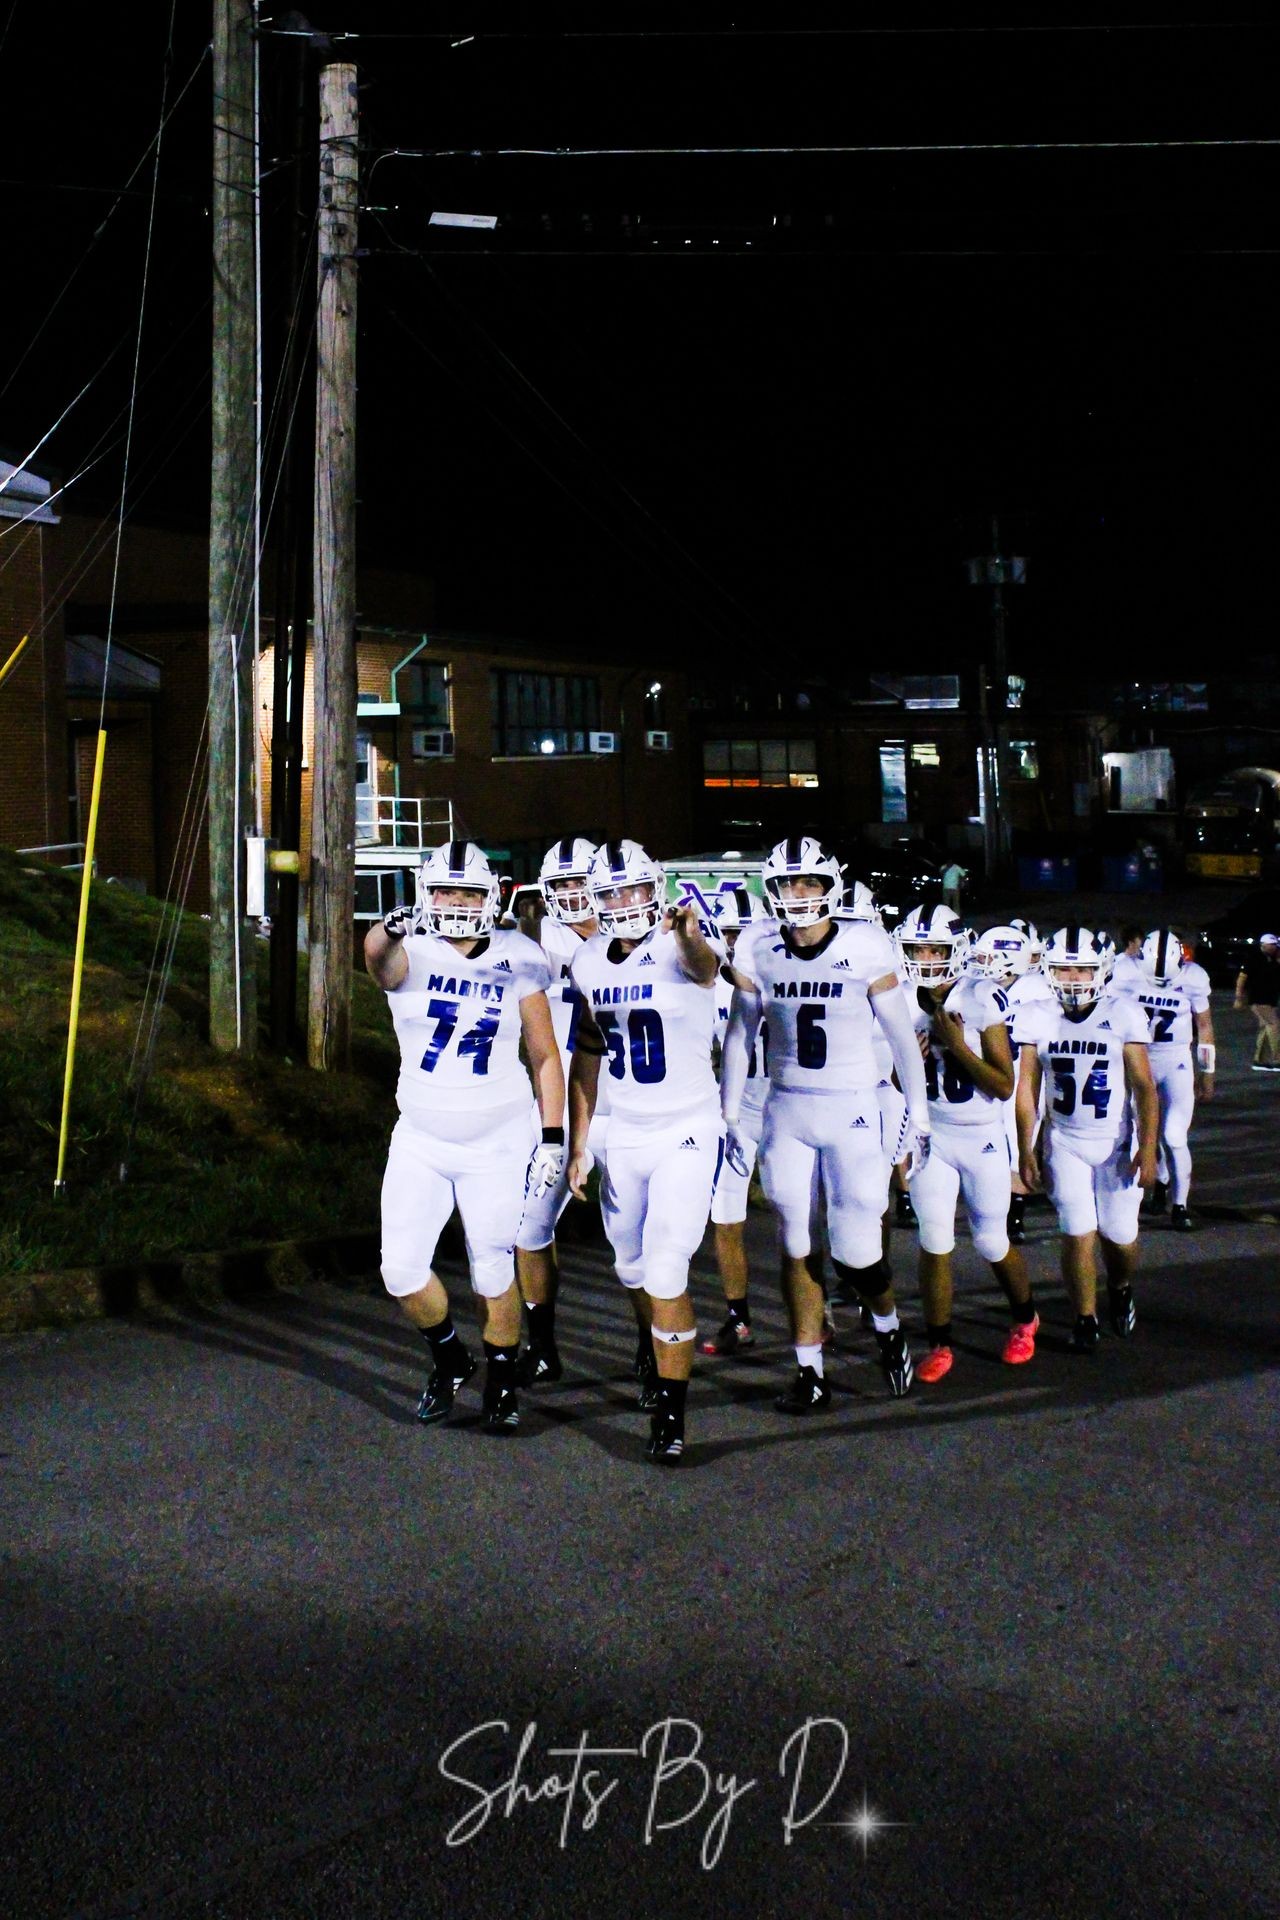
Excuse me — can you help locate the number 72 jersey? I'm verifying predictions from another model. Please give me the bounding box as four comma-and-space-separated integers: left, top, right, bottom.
1012, 991, 1150, 1145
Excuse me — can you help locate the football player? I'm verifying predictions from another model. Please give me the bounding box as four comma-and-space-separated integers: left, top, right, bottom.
971, 923, 1050, 1244
364, 841, 565, 1433
1013, 928, 1159, 1350
1113, 928, 1215, 1231
703, 886, 773, 1356
720, 837, 930, 1410
514, 838, 609, 1382
897, 907, 1039, 1379
565, 839, 723, 1466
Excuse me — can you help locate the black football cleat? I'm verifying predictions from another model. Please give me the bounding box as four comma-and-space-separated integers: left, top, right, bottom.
1069, 1314, 1101, 1354
1141, 1180, 1168, 1217
1170, 1204, 1193, 1233
876, 1327, 915, 1398
415, 1344, 477, 1423
637, 1355, 662, 1412
774, 1364, 832, 1415
1108, 1286, 1137, 1338
701, 1312, 755, 1356
645, 1409, 685, 1465
519, 1338, 563, 1386
480, 1380, 520, 1433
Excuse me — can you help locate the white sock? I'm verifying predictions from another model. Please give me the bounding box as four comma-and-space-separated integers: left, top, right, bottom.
871, 1309, 900, 1335
796, 1343, 824, 1376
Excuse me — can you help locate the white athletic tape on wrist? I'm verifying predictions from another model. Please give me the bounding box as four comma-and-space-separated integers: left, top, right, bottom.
1196, 1044, 1216, 1073
652, 1325, 697, 1345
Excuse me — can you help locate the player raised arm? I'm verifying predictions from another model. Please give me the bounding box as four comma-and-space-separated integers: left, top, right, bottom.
1123, 1041, 1160, 1189
931, 1003, 1016, 1103
662, 900, 719, 984
363, 906, 412, 989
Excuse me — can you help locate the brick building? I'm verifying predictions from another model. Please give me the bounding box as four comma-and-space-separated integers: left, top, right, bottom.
0, 487, 693, 909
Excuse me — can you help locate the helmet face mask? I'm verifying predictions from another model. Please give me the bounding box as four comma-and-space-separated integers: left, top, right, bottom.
1043, 928, 1114, 1012
540, 837, 598, 925
894, 904, 972, 987
587, 839, 666, 939
761, 837, 843, 926
417, 841, 502, 938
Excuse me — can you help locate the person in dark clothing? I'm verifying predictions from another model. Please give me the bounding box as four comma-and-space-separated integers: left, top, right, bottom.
1235, 934, 1280, 1071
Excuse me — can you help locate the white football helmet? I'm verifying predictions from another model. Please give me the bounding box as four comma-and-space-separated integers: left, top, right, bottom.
836, 878, 882, 924
1010, 917, 1044, 969
969, 924, 1032, 983
587, 838, 666, 939
1042, 926, 1115, 1012
1140, 927, 1185, 990
539, 836, 598, 925
417, 840, 502, 938
761, 836, 844, 926
894, 903, 973, 987
712, 885, 762, 932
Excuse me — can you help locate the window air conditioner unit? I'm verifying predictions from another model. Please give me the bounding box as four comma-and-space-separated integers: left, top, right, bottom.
412, 728, 455, 758
588, 730, 617, 754
645, 729, 672, 752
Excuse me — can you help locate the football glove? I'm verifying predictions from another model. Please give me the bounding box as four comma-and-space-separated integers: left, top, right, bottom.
382, 906, 414, 940
527, 1142, 565, 1200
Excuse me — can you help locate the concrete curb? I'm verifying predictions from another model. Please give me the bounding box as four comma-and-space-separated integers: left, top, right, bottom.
0, 1231, 381, 1339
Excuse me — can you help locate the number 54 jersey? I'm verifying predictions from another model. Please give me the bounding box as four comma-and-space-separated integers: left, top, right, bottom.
569, 926, 720, 1141
388, 927, 551, 1126
1012, 990, 1150, 1154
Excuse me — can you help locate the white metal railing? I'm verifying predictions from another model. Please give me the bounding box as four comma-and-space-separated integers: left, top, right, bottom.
16, 841, 93, 873
354, 794, 456, 850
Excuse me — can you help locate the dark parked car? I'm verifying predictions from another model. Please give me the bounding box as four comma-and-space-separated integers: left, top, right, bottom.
846, 845, 970, 929
1198, 889, 1280, 985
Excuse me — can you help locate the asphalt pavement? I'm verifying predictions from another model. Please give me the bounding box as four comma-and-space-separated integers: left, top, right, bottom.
3, 996, 1278, 1920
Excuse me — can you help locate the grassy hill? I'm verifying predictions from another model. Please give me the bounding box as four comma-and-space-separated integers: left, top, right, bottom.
0, 849, 398, 1275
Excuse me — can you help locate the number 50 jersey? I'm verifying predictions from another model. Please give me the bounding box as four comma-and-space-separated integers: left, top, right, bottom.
388, 927, 551, 1123
1012, 990, 1150, 1147
569, 925, 720, 1140
732, 917, 900, 1093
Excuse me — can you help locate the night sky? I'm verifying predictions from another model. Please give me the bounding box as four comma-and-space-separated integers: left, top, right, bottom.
6, 7, 1279, 676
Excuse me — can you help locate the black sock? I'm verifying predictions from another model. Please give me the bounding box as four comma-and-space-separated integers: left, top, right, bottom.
728, 1297, 750, 1327
656, 1377, 689, 1417
423, 1316, 459, 1358
635, 1329, 653, 1365
925, 1321, 952, 1350
1012, 1296, 1037, 1325
1008, 1194, 1025, 1220
527, 1301, 556, 1344
484, 1341, 521, 1380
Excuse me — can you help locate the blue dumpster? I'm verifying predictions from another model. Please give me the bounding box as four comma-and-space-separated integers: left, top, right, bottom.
1017, 856, 1077, 894
1102, 854, 1162, 893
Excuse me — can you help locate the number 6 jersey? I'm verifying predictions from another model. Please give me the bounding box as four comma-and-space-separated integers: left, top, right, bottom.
569, 925, 720, 1141
1012, 990, 1150, 1148
387, 927, 551, 1125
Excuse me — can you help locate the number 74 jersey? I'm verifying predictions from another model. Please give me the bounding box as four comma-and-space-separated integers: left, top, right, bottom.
387, 927, 552, 1120
1012, 990, 1150, 1146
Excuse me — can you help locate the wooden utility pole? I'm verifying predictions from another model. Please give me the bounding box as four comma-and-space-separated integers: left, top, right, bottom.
307, 60, 358, 1070
208, 0, 259, 1053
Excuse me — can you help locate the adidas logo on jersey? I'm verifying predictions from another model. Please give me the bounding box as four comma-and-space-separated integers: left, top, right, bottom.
493, 959, 512, 973
639, 953, 656, 967
832, 958, 853, 972
849, 1116, 869, 1128
679, 1136, 699, 1150
982, 1142, 998, 1153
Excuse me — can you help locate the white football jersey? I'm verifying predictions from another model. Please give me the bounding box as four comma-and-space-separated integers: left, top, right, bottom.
911, 975, 1010, 1128
1005, 970, 1055, 1017
733, 916, 899, 1094
716, 963, 768, 1115
570, 925, 719, 1137
538, 914, 611, 1119
1012, 990, 1150, 1143
1114, 961, 1210, 1052
388, 928, 551, 1119
1109, 952, 1146, 994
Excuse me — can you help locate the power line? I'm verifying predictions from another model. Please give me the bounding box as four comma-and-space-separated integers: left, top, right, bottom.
370, 135, 1280, 166
261, 22, 1266, 42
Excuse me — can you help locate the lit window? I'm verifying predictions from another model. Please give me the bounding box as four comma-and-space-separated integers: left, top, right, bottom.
910, 742, 940, 768
702, 738, 818, 789
1010, 740, 1039, 781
